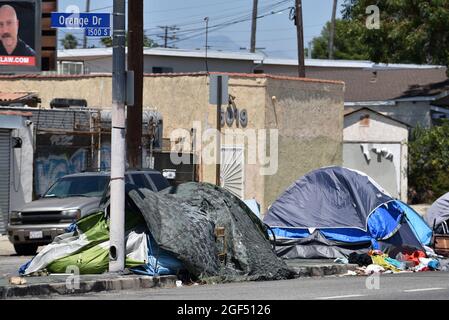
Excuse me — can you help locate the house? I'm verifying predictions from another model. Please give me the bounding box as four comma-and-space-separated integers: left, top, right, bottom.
343, 108, 409, 202
261, 58, 449, 128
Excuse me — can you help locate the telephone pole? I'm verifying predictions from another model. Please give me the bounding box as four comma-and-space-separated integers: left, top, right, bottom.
158, 26, 179, 48
109, 0, 126, 273
250, 0, 258, 53
328, 0, 337, 59
295, 0, 305, 77
127, 0, 143, 169
83, 0, 90, 48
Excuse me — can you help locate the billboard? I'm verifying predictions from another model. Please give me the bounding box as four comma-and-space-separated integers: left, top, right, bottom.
0, 0, 41, 72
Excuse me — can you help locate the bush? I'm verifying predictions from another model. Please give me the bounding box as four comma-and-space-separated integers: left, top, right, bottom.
408, 121, 449, 204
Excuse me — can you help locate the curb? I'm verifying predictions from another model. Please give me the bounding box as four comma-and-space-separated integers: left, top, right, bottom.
0, 275, 178, 299
290, 264, 358, 277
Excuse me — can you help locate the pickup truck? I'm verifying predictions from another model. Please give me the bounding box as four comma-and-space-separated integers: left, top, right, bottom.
7, 170, 170, 255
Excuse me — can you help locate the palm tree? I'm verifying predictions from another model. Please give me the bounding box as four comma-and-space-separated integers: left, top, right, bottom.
61, 33, 79, 50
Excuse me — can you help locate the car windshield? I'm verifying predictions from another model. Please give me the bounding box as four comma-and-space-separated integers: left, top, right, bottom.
44, 176, 110, 198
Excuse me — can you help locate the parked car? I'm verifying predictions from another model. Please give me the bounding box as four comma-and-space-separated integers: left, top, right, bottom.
7, 169, 170, 255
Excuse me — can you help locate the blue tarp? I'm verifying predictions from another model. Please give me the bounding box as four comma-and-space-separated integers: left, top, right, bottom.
131, 234, 184, 276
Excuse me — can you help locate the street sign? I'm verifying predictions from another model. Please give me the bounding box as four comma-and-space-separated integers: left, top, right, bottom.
85, 28, 111, 37
209, 74, 229, 105
51, 13, 110, 29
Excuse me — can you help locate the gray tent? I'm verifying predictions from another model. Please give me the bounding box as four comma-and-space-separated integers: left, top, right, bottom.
426, 192, 449, 233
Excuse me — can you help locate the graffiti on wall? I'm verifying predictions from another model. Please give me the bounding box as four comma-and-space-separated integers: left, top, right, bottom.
34, 148, 88, 196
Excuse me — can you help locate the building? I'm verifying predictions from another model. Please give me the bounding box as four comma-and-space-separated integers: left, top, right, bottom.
343, 108, 409, 202
56, 48, 449, 128
0, 72, 344, 225
262, 58, 449, 128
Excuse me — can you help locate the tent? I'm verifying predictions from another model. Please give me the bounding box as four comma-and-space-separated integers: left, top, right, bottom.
263, 166, 432, 259
20, 182, 294, 282
425, 192, 449, 233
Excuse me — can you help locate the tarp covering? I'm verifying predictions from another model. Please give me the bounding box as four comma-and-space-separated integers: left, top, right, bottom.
129, 182, 294, 281
21, 182, 294, 282
426, 192, 449, 231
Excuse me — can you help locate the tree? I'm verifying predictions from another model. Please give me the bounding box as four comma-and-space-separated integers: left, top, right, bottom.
60, 33, 79, 50
312, 19, 369, 60
341, 0, 449, 67
408, 121, 449, 204
100, 34, 159, 48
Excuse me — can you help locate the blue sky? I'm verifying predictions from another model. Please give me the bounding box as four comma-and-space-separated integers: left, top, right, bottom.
58, 0, 344, 58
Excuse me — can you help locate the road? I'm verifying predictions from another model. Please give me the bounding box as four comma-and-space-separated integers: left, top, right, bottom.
2, 236, 449, 301
27, 271, 449, 300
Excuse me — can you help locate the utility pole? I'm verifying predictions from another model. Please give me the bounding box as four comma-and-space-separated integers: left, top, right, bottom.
158, 26, 179, 48
127, 0, 143, 169
328, 0, 337, 59
250, 0, 258, 53
109, 0, 126, 273
295, 0, 305, 77
83, 0, 90, 48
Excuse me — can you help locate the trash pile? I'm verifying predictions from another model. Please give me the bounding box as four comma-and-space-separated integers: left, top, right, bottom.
343, 247, 449, 276
19, 182, 295, 283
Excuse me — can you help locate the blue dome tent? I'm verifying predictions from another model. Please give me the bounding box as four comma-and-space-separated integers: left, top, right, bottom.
264, 167, 432, 259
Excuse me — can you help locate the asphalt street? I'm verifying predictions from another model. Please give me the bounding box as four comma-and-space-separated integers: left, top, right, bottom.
25, 271, 449, 300
2, 235, 449, 301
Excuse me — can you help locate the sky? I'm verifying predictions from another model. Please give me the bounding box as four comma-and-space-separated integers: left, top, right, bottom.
58, 0, 344, 59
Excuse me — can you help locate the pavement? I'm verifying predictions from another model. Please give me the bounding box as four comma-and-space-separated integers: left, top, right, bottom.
0, 235, 357, 299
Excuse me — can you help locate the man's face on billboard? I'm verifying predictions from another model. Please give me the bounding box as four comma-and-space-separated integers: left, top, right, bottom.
0, 5, 19, 53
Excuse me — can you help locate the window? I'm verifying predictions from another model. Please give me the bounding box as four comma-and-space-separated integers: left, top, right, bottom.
58, 61, 85, 75
148, 173, 170, 191
130, 174, 153, 190
152, 66, 174, 74
44, 176, 109, 198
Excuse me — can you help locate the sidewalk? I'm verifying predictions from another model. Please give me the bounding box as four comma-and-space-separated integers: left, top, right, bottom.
1, 235, 356, 298
0, 260, 357, 299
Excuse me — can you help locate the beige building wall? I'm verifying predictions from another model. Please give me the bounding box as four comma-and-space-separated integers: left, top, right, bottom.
263, 77, 345, 213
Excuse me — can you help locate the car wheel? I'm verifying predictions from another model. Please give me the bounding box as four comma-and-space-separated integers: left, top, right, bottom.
14, 244, 38, 256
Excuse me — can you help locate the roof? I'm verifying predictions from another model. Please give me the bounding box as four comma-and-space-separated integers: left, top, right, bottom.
264, 58, 445, 70
58, 47, 264, 61
344, 107, 411, 128
0, 92, 38, 103
305, 68, 449, 102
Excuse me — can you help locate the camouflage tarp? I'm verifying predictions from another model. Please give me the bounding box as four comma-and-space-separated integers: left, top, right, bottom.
128, 182, 295, 282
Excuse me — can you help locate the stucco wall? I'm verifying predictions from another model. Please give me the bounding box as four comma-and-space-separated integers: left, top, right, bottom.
263, 78, 344, 214
0, 76, 113, 109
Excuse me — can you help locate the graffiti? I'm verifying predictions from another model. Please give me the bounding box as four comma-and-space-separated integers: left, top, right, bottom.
35, 148, 88, 196
50, 135, 73, 146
